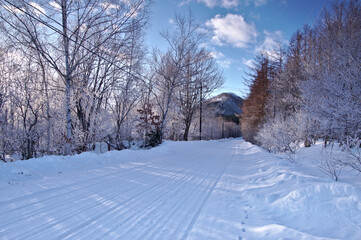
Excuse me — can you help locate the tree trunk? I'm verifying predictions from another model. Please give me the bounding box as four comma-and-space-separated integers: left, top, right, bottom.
199, 84, 202, 140
183, 121, 191, 141
39, 55, 51, 155
62, 0, 72, 156
159, 83, 175, 143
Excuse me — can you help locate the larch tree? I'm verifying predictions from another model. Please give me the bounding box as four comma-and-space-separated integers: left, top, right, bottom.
241, 54, 272, 144
253, 0, 361, 175
256, 27, 316, 152
302, 0, 361, 143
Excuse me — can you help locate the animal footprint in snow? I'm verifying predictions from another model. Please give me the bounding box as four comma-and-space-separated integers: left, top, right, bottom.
238, 235, 243, 240
242, 227, 246, 232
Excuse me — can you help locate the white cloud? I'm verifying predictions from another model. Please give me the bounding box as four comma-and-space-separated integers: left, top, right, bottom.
49, 1, 61, 10
180, 0, 266, 8
208, 50, 233, 69
179, 0, 192, 7
100, 2, 120, 10
260, 30, 282, 49
206, 14, 257, 48
180, 0, 239, 8
210, 51, 225, 59
256, 30, 288, 59
197, 27, 208, 34
218, 59, 232, 68
254, 0, 267, 7
199, 0, 218, 8
240, 0, 267, 7
242, 58, 255, 68
3, 5, 24, 14
29, 2, 46, 16
219, 0, 239, 8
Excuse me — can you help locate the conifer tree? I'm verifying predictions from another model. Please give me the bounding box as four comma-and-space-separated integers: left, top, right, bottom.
241, 54, 272, 143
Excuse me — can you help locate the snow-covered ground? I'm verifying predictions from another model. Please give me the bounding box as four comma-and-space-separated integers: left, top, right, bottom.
1, 139, 361, 240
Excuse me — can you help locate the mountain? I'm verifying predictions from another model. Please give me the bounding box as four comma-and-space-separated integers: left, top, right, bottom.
204, 92, 243, 124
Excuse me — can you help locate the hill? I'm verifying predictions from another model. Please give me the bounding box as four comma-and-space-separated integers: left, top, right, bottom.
204, 92, 243, 124
198, 93, 243, 139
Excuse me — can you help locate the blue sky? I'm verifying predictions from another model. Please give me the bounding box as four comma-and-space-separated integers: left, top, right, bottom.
145, 0, 328, 98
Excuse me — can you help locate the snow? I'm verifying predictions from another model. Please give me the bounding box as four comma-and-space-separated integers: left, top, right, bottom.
1, 139, 361, 239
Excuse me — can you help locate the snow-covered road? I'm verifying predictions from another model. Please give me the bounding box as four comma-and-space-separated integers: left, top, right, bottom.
1, 139, 361, 239
0, 140, 238, 239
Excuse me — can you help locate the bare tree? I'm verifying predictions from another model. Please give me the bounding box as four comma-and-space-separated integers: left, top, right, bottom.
152, 11, 223, 141
254, 0, 361, 178
302, 0, 361, 144
0, 0, 150, 155
107, 19, 147, 150
0, 48, 44, 159
179, 51, 223, 141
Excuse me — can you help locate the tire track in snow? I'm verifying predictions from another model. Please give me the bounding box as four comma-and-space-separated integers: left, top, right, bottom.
6, 164, 199, 239
1, 140, 239, 240
137, 150, 233, 240
0, 158, 160, 210
138, 166, 220, 239
100, 157, 220, 240
13, 157, 205, 239
1, 171, 149, 236
95, 149, 233, 240
63, 143, 234, 240
179, 154, 233, 240
1, 158, 193, 239
56, 159, 209, 240
0, 161, 167, 234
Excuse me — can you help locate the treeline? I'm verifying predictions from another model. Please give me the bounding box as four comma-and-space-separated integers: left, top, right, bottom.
241, 0, 361, 174
0, 0, 224, 160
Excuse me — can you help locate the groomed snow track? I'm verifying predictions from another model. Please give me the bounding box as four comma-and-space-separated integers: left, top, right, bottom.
0, 140, 237, 240
2, 139, 361, 240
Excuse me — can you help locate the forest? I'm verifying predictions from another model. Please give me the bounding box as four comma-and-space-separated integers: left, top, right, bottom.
1, 2, 360, 239
241, 0, 361, 178
0, 0, 224, 160
0, 0, 360, 179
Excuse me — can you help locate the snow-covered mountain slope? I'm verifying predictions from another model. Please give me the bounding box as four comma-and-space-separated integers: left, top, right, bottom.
1, 139, 361, 239
205, 92, 243, 121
